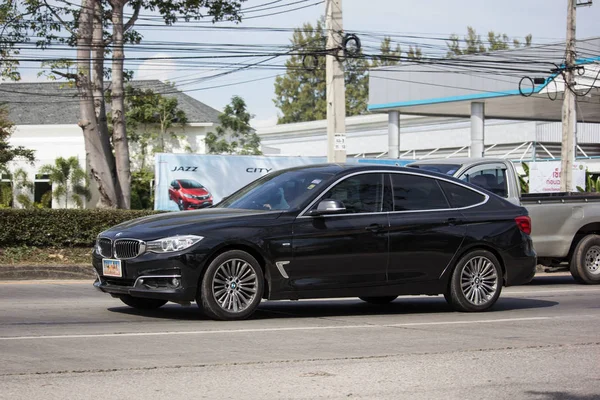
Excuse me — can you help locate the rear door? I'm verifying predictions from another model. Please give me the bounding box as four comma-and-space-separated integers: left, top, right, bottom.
387, 172, 467, 283
290, 172, 390, 291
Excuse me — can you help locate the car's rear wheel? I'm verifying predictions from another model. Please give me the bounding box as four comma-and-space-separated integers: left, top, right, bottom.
446, 250, 502, 312
570, 234, 600, 284
359, 296, 398, 305
197, 250, 264, 321
119, 295, 167, 310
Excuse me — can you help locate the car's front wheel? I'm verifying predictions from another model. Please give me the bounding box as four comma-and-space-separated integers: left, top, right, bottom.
446, 250, 503, 312
197, 250, 264, 321
119, 295, 167, 310
359, 296, 398, 305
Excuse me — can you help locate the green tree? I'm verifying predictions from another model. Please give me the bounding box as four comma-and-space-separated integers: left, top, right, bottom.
39, 157, 91, 208
205, 96, 261, 155
273, 18, 416, 124
124, 85, 188, 171
10, 0, 246, 209
11, 168, 51, 209
0, 105, 35, 172
447, 26, 532, 57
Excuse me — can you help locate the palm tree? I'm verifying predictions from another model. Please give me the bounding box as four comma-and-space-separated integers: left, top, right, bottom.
39, 157, 91, 208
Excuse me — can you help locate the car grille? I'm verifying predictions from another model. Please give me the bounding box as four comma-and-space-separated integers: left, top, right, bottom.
192, 194, 210, 200
98, 238, 113, 258
103, 278, 135, 287
114, 239, 143, 259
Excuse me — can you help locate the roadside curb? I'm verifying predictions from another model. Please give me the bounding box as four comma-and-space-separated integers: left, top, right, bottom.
0, 265, 95, 280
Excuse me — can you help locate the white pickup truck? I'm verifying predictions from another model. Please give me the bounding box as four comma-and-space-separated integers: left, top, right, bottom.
408, 158, 600, 284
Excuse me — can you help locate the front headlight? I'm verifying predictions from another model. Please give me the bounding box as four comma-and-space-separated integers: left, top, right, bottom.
146, 235, 204, 253
183, 193, 194, 199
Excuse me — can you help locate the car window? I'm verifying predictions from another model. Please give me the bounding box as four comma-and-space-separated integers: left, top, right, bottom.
179, 180, 204, 189
460, 166, 508, 197
217, 170, 334, 211
390, 174, 449, 211
319, 173, 384, 214
438, 180, 486, 208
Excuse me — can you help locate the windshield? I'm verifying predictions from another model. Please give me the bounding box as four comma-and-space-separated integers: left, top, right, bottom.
409, 164, 461, 176
179, 180, 204, 189
217, 169, 334, 211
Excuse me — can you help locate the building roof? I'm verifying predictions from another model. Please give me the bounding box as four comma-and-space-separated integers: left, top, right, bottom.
368, 37, 600, 123
0, 80, 221, 125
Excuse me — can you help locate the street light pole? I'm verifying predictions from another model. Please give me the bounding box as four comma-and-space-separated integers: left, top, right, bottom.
325, 0, 347, 163
560, 0, 577, 192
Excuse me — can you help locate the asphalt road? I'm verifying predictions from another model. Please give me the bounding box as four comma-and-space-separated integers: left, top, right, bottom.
1, 274, 600, 400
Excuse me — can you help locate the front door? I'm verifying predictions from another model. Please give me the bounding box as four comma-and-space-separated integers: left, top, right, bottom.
290, 173, 390, 292
387, 172, 466, 283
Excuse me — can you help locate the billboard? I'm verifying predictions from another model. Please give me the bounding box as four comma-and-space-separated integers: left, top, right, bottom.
528, 161, 586, 193
154, 154, 326, 211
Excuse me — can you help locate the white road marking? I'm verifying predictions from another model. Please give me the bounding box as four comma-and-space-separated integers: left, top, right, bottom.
504, 288, 600, 295
0, 317, 551, 341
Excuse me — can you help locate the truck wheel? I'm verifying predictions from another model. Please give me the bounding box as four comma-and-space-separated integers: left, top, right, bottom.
120, 295, 167, 310
197, 250, 264, 321
446, 250, 503, 312
359, 296, 398, 305
570, 234, 600, 284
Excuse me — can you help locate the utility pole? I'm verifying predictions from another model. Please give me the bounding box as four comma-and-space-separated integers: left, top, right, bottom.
560, 0, 577, 192
326, 0, 347, 163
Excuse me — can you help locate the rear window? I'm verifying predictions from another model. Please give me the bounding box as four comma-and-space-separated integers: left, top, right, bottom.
409, 164, 461, 175
438, 180, 486, 208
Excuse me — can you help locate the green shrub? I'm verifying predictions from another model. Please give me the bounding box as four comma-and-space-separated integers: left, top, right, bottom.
0, 209, 162, 247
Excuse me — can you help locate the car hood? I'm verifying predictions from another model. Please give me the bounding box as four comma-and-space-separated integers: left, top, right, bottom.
100, 208, 282, 240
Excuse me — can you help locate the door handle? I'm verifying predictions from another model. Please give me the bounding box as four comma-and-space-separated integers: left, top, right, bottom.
365, 223, 385, 233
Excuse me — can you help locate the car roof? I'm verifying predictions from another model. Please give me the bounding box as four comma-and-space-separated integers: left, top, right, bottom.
408, 157, 508, 166
279, 163, 456, 180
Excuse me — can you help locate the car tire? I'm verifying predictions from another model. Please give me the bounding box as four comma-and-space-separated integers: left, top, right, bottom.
119, 295, 167, 310
359, 296, 398, 305
446, 249, 503, 312
178, 199, 184, 211
197, 250, 264, 321
570, 234, 600, 284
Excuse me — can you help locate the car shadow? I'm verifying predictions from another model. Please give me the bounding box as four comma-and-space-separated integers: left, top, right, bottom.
525, 391, 600, 400
107, 296, 558, 321
528, 274, 577, 286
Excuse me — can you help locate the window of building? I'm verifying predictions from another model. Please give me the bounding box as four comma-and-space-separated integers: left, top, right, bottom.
34, 174, 52, 206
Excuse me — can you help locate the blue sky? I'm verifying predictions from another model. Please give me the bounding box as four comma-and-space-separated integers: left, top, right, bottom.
16, 0, 600, 127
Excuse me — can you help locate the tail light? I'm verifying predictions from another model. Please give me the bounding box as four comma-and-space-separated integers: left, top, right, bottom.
515, 216, 531, 235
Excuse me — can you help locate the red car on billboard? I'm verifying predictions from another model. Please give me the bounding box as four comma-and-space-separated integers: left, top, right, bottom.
168, 179, 213, 210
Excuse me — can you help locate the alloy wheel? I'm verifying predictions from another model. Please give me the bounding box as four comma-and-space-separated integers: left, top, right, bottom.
211, 258, 258, 313
460, 256, 499, 306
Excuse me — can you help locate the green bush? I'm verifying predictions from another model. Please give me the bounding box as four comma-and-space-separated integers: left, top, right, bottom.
0, 209, 161, 247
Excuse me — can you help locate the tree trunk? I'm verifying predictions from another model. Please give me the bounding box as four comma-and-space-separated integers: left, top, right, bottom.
110, 0, 131, 209
91, 2, 121, 207
76, 0, 119, 208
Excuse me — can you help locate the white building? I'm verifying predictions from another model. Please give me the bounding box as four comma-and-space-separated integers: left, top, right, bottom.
2, 80, 222, 208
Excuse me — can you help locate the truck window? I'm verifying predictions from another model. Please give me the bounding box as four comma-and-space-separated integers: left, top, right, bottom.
438, 181, 486, 208
460, 166, 508, 198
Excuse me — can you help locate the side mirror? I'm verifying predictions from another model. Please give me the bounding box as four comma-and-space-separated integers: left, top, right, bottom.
306, 199, 346, 216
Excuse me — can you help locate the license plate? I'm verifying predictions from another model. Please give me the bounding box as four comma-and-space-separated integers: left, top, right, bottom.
102, 259, 122, 277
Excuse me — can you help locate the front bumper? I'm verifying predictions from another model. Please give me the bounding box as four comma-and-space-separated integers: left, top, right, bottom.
92, 250, 207, 303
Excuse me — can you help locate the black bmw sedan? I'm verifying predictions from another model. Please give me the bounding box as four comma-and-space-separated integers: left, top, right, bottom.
93, 164, 536, 320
